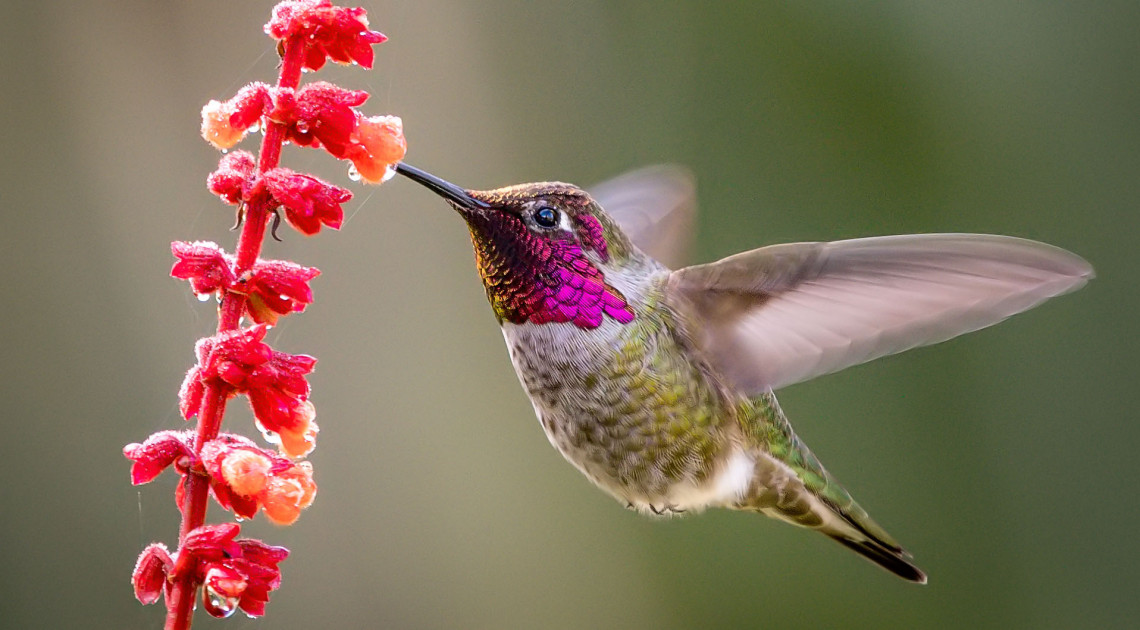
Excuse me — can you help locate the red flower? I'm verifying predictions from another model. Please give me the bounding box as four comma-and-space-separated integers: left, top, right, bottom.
243, 258, 322, 324
206, 146, 354, 236
132, 543, 174, 605
170, 241, 235, 296
266, 0, 387, 71
206, 151, 257, 205
125, 431, 317, 523
274, 82, 369, 157
170, 241, 321, 323
255, 168, 352, 236
124, 430, 195, 486
201, 83, 273, 150
205, 82, 406, 188
199, 434, 318, 524
273, 83, 406, 183
345, 114, 406, 183
180, 325, 319, 457
134, 523, 288, 618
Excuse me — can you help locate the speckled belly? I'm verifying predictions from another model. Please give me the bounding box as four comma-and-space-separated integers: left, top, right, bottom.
502, 317, 737, 506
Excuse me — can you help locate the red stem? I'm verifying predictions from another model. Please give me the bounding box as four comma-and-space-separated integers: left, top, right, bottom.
164, 38, 306, 630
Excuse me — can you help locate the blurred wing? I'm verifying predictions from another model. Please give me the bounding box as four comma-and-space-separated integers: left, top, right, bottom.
668, 234, 1093, 393
590, 165, 697, 269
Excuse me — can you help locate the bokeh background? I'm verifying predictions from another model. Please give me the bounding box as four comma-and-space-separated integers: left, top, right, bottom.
2, 1, 1136, 628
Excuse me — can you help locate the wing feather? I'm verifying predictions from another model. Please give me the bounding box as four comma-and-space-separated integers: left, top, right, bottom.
590, 165, 697, 269
668, 234, 1093, 392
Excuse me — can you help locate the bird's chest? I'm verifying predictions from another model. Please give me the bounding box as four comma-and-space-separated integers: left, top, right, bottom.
501, 317, 729, 503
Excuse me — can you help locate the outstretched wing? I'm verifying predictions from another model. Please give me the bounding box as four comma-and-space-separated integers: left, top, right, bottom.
668, 234, 1093, 393
590, 165, 697, 269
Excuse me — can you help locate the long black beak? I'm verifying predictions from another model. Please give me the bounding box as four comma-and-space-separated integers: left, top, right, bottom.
394, 163, 489, 210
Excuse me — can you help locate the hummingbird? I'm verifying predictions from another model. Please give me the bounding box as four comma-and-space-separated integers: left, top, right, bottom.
394, 162, 1092, 583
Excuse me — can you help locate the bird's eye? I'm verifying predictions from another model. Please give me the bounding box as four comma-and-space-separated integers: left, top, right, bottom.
533, 206, 560, 228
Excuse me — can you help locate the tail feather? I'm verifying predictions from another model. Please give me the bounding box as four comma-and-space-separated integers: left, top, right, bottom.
739, 394, 927, 583
827, 533, 927, 584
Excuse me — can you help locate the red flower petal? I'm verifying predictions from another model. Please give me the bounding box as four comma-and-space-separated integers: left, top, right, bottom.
281, 82, 369, 157
123, 431, 194, 485
346, 114, 405, 183
258, 168, 351, 236
266, 0, 387, 71
132, 543, 173, 605
262, 460, 317, 525
170, 241, 235, 296
206, 151, 257, 205
180, 326, 318, 454
182, 523, 242, 562
201, 84, 272, 150
228, 83, 273, 131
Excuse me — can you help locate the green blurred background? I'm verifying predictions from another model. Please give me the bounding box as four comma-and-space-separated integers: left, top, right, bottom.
1, 1, 1136, 628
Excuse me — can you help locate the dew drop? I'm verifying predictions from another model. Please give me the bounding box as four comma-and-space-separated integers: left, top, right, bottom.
295, 121, 310, 134
197, 293, 211, 302
254, 419, 281, 445
380, 163, 397, 183
204, 585, 238, 618
248, 122, 261, 134
220, 148, 228, 154
346, 164, 362, 182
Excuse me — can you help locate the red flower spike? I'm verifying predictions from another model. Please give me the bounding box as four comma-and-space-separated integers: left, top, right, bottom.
170, 241, 235, 296
206, 151, 257, 205
139, 2, 405, 623
266, 0, 387, 71
346, 114, 405, 183
123, 430, 195, 485
201, 83, 272, 150
256, 168, 351, 236
132, 543, 173, 605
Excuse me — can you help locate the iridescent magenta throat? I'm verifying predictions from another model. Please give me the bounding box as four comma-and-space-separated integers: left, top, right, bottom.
467, 212, 635, 329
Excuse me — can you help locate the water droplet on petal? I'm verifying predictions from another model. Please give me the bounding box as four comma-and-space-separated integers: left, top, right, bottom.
254, 419, 281, 446
248, 122, 261, 134
346, 164, 362, 182
380, 163, 397, 183
197, 293, 211, 302
204, 585, 239, 618
295, 121, 309, 134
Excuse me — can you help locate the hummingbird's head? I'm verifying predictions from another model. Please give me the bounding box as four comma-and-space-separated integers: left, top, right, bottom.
395, 163, 636, 329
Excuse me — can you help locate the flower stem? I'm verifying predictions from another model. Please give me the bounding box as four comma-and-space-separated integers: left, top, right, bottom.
164, 37, 306, 630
